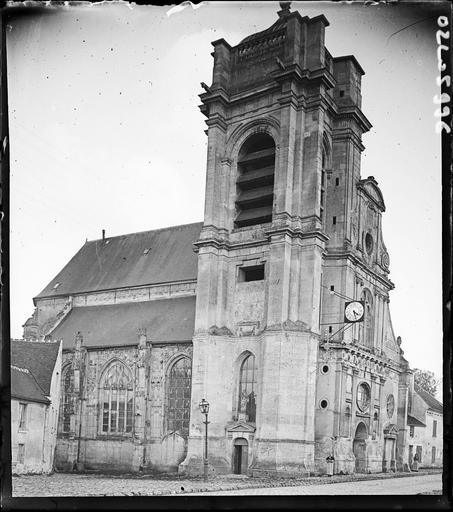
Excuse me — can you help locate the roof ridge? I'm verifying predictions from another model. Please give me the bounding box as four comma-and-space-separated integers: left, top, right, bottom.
86, 221, 203, 244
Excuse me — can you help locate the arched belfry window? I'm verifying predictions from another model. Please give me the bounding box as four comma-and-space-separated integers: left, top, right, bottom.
235, 133, 275, 228
238, 353, 257, 423
359, 289, 374, 348
61, 365, 74, 433
166, 357, 192, 437
99, 361, 134, 435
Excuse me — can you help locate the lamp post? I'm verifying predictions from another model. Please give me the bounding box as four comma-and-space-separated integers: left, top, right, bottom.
198, 398, 210, 481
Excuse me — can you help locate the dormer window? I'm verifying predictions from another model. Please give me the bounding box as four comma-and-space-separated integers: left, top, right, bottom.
235, 133, 275, 228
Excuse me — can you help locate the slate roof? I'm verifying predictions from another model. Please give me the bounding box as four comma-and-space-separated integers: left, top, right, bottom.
416, 388, 443, 413
11, 366, 50, 404
35, 222, 202, 299
51, 296, 196, 350
407, 414, 426, 427
10, 340, 60, 402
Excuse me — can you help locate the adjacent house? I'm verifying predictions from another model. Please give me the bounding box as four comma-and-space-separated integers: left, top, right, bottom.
11, 339, 62, 474
406, 386, 443, 469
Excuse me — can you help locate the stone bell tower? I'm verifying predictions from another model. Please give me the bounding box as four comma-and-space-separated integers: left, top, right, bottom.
179, 2, 372, 476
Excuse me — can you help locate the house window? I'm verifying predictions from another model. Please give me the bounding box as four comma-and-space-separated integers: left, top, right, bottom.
100, 361, 134, 435
18, 403, 27, 430
62, 366, 74, 433
238, 353, 257, 423
235, 133, 275, 228
432, 446, 436, 463
409, 425, 414, 438
357, 383, 371, 412
433, 420, 437, 437
18, 443, 25, 464
166, 357, 192, 437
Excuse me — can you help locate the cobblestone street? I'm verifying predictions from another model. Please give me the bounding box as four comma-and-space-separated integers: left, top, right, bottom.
184, 473, 442, 496
12, 470, 442, 497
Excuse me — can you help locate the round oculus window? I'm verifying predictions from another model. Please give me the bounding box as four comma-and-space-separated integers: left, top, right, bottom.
320, 399, 329, 409
321, 365, 329, 374
365, 233, 374, 255
386, 394, 395, 418
356, 383, 371, 412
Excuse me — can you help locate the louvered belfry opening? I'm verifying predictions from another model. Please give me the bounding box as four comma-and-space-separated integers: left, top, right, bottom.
234, 133, 275, 228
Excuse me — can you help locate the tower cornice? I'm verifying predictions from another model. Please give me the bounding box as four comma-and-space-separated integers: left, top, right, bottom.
323, 251, 395, 290
335, 105, 372, 133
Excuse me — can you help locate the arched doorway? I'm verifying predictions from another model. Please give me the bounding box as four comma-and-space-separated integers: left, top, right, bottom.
233, 438, 249, 475
353, 422, 368, 473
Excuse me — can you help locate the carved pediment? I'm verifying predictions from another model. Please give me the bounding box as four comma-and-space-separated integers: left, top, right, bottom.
383, 423, 398, 437
357, 177, 386, 212
227, 422, 256, 433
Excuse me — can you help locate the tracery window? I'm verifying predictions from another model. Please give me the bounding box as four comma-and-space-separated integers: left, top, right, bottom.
238, 353, 257, 423
166, 357, 192, 436
100, 361, 133, 435
62, 365, 74, 433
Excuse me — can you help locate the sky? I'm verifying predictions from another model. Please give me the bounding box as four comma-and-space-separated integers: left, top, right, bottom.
7, 1, 445, 384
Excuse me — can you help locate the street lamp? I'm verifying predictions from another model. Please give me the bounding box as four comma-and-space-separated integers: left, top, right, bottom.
198, 398, 210, 481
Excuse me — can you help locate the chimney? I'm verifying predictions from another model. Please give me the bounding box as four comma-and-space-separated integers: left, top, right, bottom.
138, 328, 147, 348
102, 229, 105, 240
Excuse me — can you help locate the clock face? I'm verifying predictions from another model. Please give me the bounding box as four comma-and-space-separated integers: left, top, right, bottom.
344, 301, 365, 323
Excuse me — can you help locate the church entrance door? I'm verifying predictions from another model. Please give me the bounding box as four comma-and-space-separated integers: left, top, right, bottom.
233, 438, 248, 474
353, 422, 367, 473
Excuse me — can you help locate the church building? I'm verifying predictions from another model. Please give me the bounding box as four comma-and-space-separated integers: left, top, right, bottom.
22, 3, 413, 476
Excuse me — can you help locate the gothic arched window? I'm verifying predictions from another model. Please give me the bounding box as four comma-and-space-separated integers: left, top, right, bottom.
359, 288, 374, 347
99, 361, 133, 435
238, 353, 257, 423
61, 365, 74, 433
166, 357, 192, 437
235, 133, 275, 228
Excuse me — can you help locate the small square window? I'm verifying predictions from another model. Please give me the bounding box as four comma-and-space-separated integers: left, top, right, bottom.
330, 285, 335, 292
340, 90, 345, 97
239, 264, 265, 282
